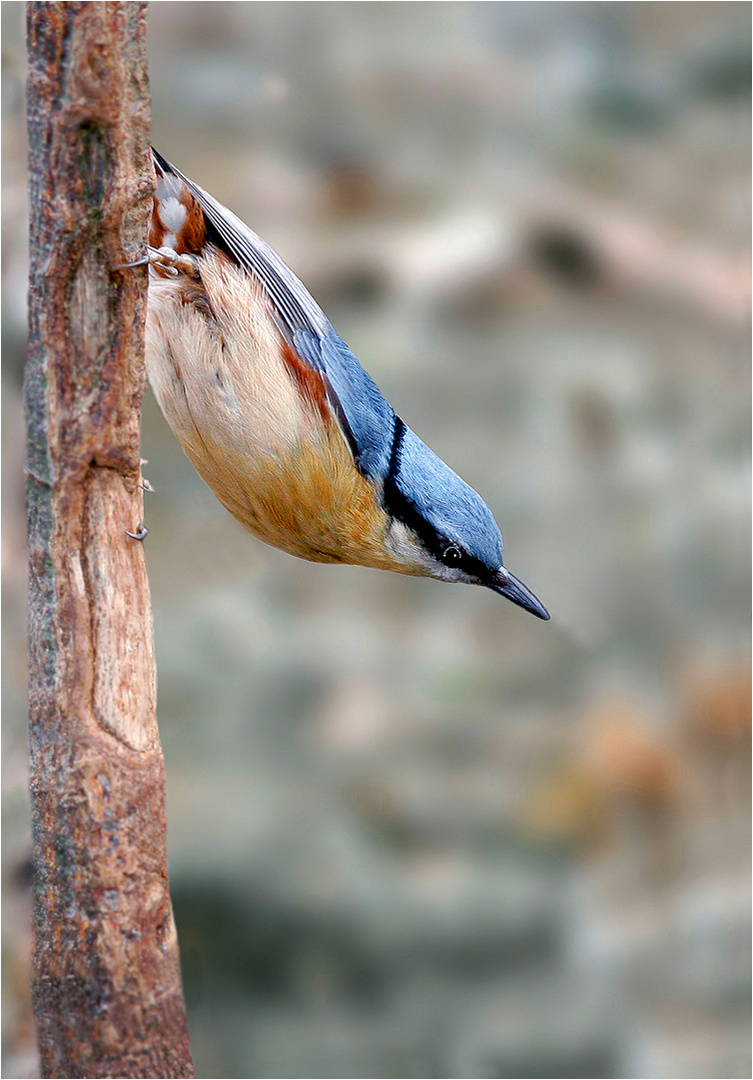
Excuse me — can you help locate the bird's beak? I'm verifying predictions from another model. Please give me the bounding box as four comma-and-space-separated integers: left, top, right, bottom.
487, 566, 550, 621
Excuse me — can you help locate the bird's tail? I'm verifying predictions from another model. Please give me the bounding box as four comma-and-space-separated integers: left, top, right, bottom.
150, 148, 207, 256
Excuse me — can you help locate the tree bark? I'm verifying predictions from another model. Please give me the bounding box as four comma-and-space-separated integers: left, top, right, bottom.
25, 3, 195, 1077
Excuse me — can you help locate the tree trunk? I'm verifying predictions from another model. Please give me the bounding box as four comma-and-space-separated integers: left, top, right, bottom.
25, 3, 195, 1076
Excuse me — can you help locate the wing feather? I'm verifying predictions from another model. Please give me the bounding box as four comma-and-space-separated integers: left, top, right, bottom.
152, 149, 330, 341
152, 149, 397, 483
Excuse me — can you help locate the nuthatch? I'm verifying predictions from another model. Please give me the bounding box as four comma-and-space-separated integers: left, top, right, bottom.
144, 149, 549, 620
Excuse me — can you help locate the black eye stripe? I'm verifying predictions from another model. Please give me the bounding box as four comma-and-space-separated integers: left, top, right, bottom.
382, 445, 488, 578
444, 545, 486, 577
383, 479, 444, 563
386, 416, 406, 486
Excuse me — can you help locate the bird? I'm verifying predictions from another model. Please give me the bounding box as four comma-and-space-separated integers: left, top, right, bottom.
143, 148, 549, 620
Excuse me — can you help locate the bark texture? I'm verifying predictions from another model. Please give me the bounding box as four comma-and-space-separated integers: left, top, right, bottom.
25, 4, 195, 1077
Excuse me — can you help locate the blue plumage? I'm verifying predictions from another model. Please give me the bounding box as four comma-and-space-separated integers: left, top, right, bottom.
297, 326, 506, 574
148, 150, 549, 620
392, 425, 505, 567
293, 327, 395, 481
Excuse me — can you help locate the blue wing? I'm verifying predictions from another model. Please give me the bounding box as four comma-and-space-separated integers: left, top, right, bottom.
152, 149, 396, 481
292, 328, 395, 480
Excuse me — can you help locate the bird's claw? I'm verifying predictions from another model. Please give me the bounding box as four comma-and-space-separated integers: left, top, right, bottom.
113, 246, 197, 278
112, 253, 150, 271
125, 522, 148, 541
147, 245, 198, 278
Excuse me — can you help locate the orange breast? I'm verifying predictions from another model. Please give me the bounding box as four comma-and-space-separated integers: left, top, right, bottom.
146, 248, 416, 573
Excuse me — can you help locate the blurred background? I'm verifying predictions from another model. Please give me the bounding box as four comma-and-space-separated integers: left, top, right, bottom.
2, 3, 751, 1077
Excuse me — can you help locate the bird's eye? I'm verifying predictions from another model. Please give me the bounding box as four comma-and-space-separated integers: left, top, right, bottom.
442, 544, 463, 566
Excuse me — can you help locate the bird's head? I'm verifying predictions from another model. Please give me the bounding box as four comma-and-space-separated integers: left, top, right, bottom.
381, 424, 550, 620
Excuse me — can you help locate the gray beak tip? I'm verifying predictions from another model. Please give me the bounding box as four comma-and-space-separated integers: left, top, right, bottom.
487, 567, 550, 621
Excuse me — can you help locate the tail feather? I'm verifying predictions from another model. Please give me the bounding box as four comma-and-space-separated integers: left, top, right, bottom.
150, 150, 207, 255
